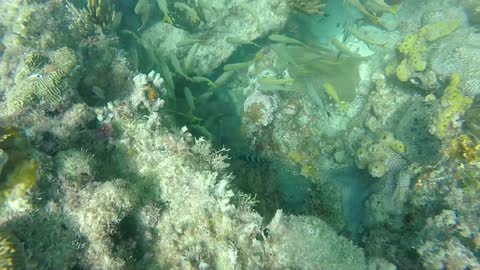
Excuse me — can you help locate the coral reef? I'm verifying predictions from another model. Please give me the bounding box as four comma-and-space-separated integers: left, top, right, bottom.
393, 20, 459, 82
356, 132, 405, 178
0, 47, 79, 115
431, 74, 473, 140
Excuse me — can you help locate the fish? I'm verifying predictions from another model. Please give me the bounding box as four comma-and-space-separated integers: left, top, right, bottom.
257, 83, 297, 92
183, 86, 195, 112
192, 76, 217, 88
169, 54, 190, 80
347, 25, 388, 48
268, 34, 309, 48
174, 2, 201, 26
176, 37, 206, 47
183, 43, 199, 74
189, 124, 213, 140
159, 60, 175, 94
197, 0, 214, 13
322, 81, 340, 103
269, 44, 304, 72
92, 86, 106, 99
156, 0, 173, 24
196, 90, 215, 104
223, 60, 254, 71
258, 77, 295, 86
226, 37, 260, 47
331, 38, 365, 59
304, 81, 328, 116
238, 153, 268, 163
135, 0, 151, 31
345, 0, 386, 29
364, 0, 399, 15
214, 71, 235, 87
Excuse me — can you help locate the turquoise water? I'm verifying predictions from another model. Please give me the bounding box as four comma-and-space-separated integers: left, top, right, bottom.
1, 0, 480, 269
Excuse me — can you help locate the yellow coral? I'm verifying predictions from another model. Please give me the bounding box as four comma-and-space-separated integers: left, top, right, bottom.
369, 160, 387, 178
446, 134, 480, 164
397, 33, 418, 55
392, 20, 459, 82
0, 127, 38, 206
418, 20, 460, 42
395, 59, 411, 82
434, 74, 473, 139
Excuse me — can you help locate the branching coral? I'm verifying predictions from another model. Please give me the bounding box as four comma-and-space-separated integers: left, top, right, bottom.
287, 0, 326, 15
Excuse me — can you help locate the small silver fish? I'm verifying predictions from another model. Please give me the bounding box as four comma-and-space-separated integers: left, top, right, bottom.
223, 60, 254, 71
226, 37, 260, 47
192, 76, 217, 88
183, 86, 195, 111
269, 34, 308, 47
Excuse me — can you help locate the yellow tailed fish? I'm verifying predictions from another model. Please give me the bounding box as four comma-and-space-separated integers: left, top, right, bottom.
331, 38, 365, 59
192, 76, 217, 88
223, 60, 254, 71
183, 86, 195, 112
169, 54, 190, 80
214, 71, 235, 87
183, 43, 199, 74
156, 0, 173, 24
347, 25, 387, 48
174, 2, 201, 25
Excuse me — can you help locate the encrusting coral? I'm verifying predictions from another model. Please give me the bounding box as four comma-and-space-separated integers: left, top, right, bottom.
431, 74, 473, 140
356, 132, 405, 178
392, 20, 459, 82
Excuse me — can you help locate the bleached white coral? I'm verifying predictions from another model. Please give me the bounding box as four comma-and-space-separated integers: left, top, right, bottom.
131, 70, 165, 111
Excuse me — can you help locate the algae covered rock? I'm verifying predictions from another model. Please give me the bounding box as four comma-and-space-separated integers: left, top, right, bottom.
265, 210, 369, 270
